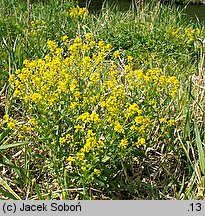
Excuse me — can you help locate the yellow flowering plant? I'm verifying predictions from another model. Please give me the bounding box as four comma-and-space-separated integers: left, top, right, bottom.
29, 19, 47, 37
69, 6, 88, 19
8, 32, 179, 197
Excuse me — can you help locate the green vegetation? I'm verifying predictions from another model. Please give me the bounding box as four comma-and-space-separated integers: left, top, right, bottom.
164, 0, 205, 4
0, 0, 205, 200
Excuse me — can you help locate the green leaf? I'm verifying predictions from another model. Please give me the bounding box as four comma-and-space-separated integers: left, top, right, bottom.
0, 154, 24, 177
0, 129, 10, 144
0, 141, 30, 150
34, 184, 44, 200
68, 172, 80, 179
0, 188, 18, 200
0, 139, 45, 151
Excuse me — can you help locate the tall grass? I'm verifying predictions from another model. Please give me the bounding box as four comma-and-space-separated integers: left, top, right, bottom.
0, 0, 205, 199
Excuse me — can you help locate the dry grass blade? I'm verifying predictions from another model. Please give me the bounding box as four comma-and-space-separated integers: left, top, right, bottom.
194, 121, 205, 176
0, 177, 21, 200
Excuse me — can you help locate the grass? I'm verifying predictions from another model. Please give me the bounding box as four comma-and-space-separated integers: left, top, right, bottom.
0, 0, 205, 200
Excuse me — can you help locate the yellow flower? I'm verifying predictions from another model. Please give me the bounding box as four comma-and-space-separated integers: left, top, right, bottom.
136, 138, 146, 147
90, 96, 96, 103
100, 100, 106, 107
69, 6, 89, 19
3, 114, 9, 123
160, 118, 167, 123
62, 35, 69, 44
134, 69, 144, 79
86, 130, 95, 137
70, 80, 78, 91
29, 118, 38, 126
113, 50, 120, 59
22, 125, 32, 131
94, 169, 101, 175
30, 93, 42, 103
23, 59, 29, 66
127, 55, 134, 62
55, 48, 63, 56
81, 166, 87, 172
86, 137, 97, 146
74, 90, 81, 100
78, 7, 88, 17
90, 112, 100, 123
114, 121, 123, 133
90, 72, 100, 82
98, 41, 105, 48
89, 41, 95, 48
135, 116, 144, 125
77, 112, 90, 123
18, 134, 24, 140
77, 152, 85, 160
120, 139, 129, 148
74, 125, 83, 133
7, 121, 16, 130
126, 103, 142, 117
97, 140, 105, 149
47, 40, 57, 52
67, 156, 75, 162
8, 74, 15, 84
109, 70, 117, 77
70, 102, 78, 109
48, 94, 58, 105
13, 89, 21, 97
85, 32, 93, 40
66, 133, 72, 140
105, 43, 112, 51
130, 125, 137, 131
83, 142, 92, 153
59, 137, 67, 143
74, 37, 81, 43
196, 28, 200, 36
69, 7, 77, 17
57, 80, 68, 93
168, 119, 175, 126
82, 56, 91, 67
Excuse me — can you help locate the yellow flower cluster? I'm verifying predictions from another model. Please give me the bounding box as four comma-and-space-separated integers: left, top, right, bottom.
69, 6, 88, 19
9, 32, 179, 182
29, 19, 47, 37
3, 114, 17, 130
77, 112, 100, 124
120, 139, 129, 148
160, 118, 175, 126
62, 35, 69, 45
168, 26, 200, 44
136, 137, 146, 147
31, 20, 46, 27
2, 114, 37, 142
114, 121, 123, 133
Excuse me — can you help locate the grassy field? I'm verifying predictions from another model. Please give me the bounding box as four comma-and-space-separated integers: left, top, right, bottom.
0, 0, 205, 200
